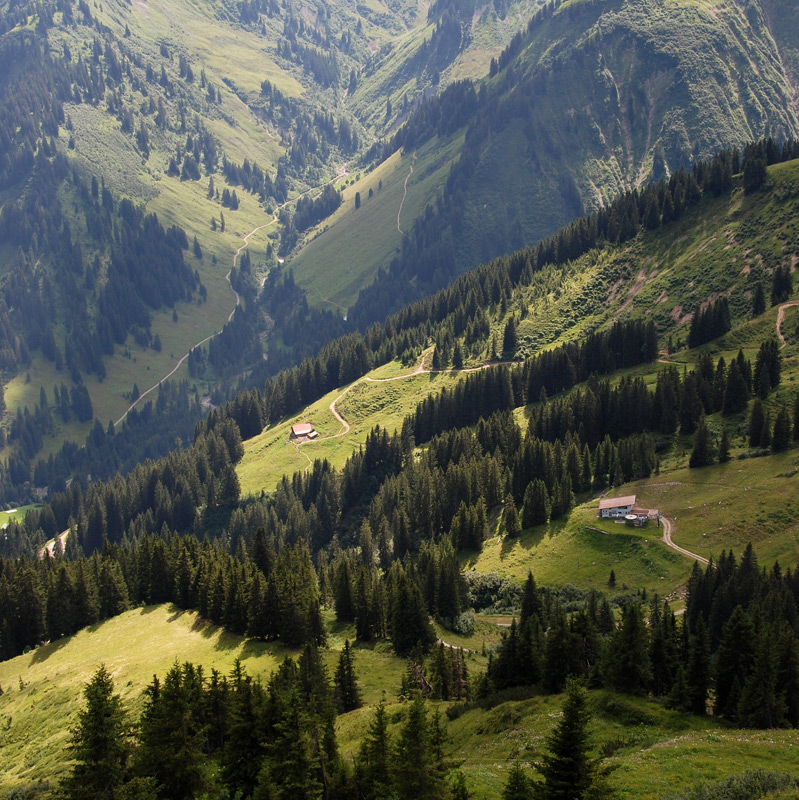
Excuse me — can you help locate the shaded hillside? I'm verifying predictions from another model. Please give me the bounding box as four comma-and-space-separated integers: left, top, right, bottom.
321, 0, 799, 325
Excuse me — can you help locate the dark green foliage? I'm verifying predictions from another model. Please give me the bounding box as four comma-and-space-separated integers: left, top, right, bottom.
771, 265, 793, 306
752, 282, 766, 317
686, 618, 711, 716
356, 702, 394, 800
503, 494, 521, 538
392, 695, 445, 800
136, 663, 206, 799
689, 417, 713, 468
60, 665, 131, 800
722, 360, 749, 415
502, 316, 517, 356
502, 763, 533, 800
688, 298, 731, 349
793, 394, 799, 441
334, 640, 361, 713
389, 565, 436, 657
605, 604, 651, 696
749, 399, 766, 447
771, 407, 791, 453
714, 606, 756, 722
535, 678, 610, 800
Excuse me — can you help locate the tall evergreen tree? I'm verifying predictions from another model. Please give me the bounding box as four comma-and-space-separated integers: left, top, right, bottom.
535, 678, 611, 800
689, 416, 713, 468
686, 617, 711, 715
502, 763, 533, 800
392, 695, 444, 800
357, 702, 394, 800
334, 640, 362, 713
605, 604, 651, 695
61, 665, 131, 800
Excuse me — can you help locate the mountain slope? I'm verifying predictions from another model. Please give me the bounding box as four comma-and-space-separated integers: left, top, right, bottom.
294, 0, 799, 325
0, 0, 540, 495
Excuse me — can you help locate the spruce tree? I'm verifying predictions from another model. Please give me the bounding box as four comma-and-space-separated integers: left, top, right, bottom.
749, 398, 766, 447
793, 393, 799, 441
61, 665, 131, 800
689, 416, 713, 468
502, 763, 533, 800
357, 702, 394, 800
737, 625, 786, 729
605, 604, 651, 695
771, 407, 791, 453
535, 678, 610, 800
334, 640, 362, 713
503, 494, 521, 537
392, 695, 443, 800
752, 282, 766, 317
718, 427, 731, 462
686, 618, 711, 715
714, 606, 755, 720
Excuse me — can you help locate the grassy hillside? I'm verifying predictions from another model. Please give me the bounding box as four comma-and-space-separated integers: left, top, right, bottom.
295, 0, 799, 320
0, 0, 542, 467
4, 604, 799, 798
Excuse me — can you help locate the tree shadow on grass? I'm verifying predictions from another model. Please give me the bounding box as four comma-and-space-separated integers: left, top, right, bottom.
28, 635, 70, 665
499, 523, 551, 560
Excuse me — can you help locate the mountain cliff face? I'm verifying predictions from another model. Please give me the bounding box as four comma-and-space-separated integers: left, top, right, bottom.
339, 0, 799, 324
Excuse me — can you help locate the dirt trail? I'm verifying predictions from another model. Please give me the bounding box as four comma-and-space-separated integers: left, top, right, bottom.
660, 516, 709, 566
38, 529, 70, 559
114, 220, 271, 426
298, 356, 517, 457
776, 300, 799, 348
397, 153, 416, 234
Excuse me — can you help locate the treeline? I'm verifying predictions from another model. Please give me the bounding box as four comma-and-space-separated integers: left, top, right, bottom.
61, 659, 456, 800
353, 64, 799, 326
0, 532, 325, 659
0, 415, 244, 559
687, 297, 730, 348
483, 546, 799, 730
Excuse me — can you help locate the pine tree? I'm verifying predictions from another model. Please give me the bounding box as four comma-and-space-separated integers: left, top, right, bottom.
749, 398, 766, 447
334, 640, 361, 713
522, 479, 550, 527
502, 763, 533, 800
502, 317, 517, 356
503, 494, 521, 538
519, 571, 542, 628
686, 617, 711, 715
392, 695, 443, 800
771, 407, 791, 453
605, 604, 651, 695
793, 393, 799, 441
689, 416, 713, 468
718, 427, 731, 463
737, 625, 786, 729
535, 678, 611, 800
61, 665, 131, 800
752, 282, 766, 317
357, 702, 394, 800
714, 606, 755, 721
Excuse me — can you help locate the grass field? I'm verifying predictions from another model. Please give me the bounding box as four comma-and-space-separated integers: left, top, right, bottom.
0, 603, 498, 796
464, 504, 691, 597
4, 604, 799, 799
237, 362, 464, 495
289, 135, 463, 311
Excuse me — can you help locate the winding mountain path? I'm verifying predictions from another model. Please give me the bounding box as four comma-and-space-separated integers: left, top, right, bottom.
114, 220, 271, 426
298, 355, 516, 457
660, 515, 709, 566
396, 153, 416, 234
776, 299, 799, 348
